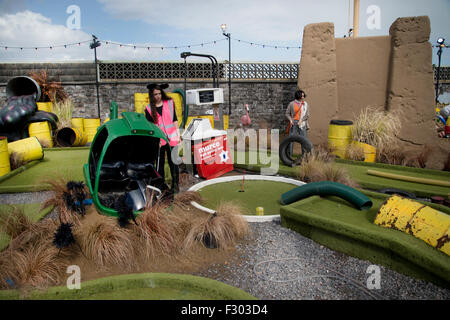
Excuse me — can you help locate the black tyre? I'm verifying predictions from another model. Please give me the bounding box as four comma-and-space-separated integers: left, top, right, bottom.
279, 135, 312, 167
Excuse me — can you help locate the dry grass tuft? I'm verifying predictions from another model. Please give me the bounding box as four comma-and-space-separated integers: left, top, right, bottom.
76, 217, 136, 271
4, 245, 68, 289
183, 201, 249, 251
40, 177, 89, 226
0, 218, 74, 290
0, 206, 33, 239
174, 191, 203, 209
376, 144, 432, 168
345, 142, 365, 162
352, 106, 402, 150
7, 219, 58, 252
131, 201, 180, 261
297, 148, 359, 188
53, 98, 74, 130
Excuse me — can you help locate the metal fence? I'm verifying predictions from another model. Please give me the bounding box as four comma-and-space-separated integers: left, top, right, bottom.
99, 61, 299, 81
99, 61, 450, 82
434, 66, 450, 83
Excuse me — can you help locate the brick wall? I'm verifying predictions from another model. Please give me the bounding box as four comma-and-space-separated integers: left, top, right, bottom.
0, 62, 297, 129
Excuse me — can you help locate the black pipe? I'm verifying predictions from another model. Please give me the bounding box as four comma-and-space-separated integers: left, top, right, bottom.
90, 35, 101, 118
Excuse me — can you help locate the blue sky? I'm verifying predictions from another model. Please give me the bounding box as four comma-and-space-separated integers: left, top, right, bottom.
0, 0, 449, 65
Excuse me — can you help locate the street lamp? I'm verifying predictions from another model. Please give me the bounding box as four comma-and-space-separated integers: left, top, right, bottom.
435, 37, 449, 104
221, 24, 232, 115
90, 35, 101, 118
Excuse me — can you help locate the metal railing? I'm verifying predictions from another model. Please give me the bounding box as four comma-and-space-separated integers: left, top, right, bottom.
98, 61, 299, 81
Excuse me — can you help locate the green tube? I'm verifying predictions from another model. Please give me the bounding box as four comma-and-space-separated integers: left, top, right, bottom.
280, 181, 373, 210
109, 100, 118, 120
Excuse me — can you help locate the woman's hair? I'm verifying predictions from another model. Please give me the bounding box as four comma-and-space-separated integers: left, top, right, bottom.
295, 89, 306, 100
148, 84, 171, 122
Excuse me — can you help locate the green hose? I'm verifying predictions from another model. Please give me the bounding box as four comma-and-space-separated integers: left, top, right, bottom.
280, 181, 373, 210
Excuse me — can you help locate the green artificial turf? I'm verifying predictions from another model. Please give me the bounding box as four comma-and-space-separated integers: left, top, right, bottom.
0, 203, 54, 251
232, 150, 450, 198
0, 147, 90, 193
280, 190, 450, 288
197, 180, 297, 215
0, 147, 174, 193
0, 272, 257, 300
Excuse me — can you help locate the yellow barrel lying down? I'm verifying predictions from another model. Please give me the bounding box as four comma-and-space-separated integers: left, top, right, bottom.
56, 127, 87, 147
374, 195, 450, 256
7, 137, 44, 162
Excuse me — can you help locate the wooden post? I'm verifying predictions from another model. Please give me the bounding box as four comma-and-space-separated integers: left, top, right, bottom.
353, 0, 360, 38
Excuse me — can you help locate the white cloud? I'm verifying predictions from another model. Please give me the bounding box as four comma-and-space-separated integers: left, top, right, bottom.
97, 0, 350, 42
0, 10, 166, 62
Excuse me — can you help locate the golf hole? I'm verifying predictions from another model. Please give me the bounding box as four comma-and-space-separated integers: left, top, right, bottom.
188, 175, 305, 222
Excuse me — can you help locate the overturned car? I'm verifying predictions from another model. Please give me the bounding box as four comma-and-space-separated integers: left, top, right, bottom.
83, 104, 172, 217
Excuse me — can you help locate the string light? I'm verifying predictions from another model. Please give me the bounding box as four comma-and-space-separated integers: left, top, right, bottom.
0, 37, 301, 51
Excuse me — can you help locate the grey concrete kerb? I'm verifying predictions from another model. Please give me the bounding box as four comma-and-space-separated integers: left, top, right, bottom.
187, 175, 305, 222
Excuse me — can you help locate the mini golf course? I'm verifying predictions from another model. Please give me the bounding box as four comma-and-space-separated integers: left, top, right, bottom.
0, 273, 256, 300
189, 175, 304, 221
233, 150, 450, 199
1, 146, 449, 296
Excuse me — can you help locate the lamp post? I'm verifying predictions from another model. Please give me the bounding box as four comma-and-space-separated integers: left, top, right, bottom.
221, 24, 232, 115
90, 34, 101, 118
435, 37, 449, 104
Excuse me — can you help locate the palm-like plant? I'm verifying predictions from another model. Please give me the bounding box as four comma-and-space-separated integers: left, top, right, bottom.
29, 70, 68, 103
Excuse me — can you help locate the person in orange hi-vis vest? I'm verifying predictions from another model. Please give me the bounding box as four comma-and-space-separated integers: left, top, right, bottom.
285, 89, 313, 158
145, 83, 180, 192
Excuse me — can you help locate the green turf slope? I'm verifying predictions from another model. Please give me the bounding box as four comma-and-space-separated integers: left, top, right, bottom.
0, 148, 89, 193
280, 190, 450, 288
0, 273, 257, 300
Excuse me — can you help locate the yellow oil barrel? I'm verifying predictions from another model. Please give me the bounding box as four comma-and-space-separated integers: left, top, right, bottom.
135, 92, 183, 120
36, 102, 53, 113
328, 120, 353, 159
83, 118, 101, 144
8, 137, 44, 162
223, 115, 229, 130
352, 141, 376, 163
134, 93, 149, 114
28, 121, 53, 148
374, 195, 450, 256
166, 92, 183, 124
71, 118, 84, 132
0, 136, 11, 176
